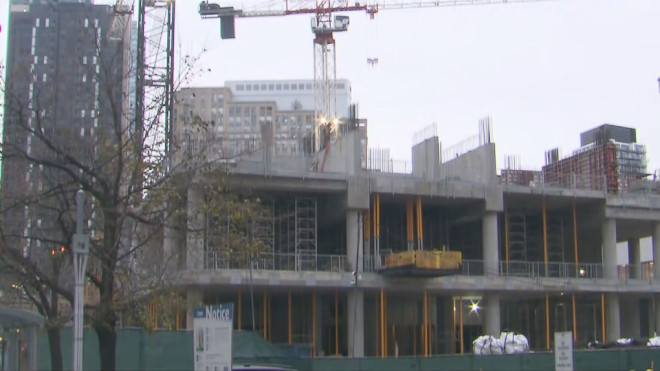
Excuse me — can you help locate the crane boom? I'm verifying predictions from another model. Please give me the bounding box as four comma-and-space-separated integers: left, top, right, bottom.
199, 0, 557, 167
200, 0, 554, 19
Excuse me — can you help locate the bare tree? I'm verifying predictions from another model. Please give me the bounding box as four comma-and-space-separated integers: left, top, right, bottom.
0, 2, 204, 370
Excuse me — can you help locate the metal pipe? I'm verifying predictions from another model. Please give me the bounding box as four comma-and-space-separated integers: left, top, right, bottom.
335, 292, 339, 356
238, 290, 242, 331
423, 291, 428, 356
416, 197, 423, 250
601, 293, 606, 342
542, 197, 548, 276
452, 297, 456, 354
459, 297, 464, 355
313, 290, 317, 358
572, 294, 577, 342
288, 291, 292, 345
504, 198, 509, 263
413, 298, 417, 355
546, 294, 550, 350
407, 199, 414, 251
380, 289, 384, 357
573, 202, 579, 269
263, 290, 268, 340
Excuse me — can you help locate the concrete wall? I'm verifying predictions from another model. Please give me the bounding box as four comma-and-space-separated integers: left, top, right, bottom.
437, 143, 497, 184
412, 137, 440, 180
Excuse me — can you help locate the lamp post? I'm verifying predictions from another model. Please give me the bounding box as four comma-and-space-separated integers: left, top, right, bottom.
72, 190, 90, 371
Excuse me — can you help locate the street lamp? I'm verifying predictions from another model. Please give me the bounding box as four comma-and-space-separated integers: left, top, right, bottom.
72, 190, 90, 371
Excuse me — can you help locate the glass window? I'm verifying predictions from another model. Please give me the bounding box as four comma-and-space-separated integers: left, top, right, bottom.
246, 84, 252, 91
268, 84, 274, 90
253, 84, 259, 91
236, 84, 244, 91
276, 84, 282, 90
283, 83, 290, 90
261, 84, 267, 90
306, 83, 312, 90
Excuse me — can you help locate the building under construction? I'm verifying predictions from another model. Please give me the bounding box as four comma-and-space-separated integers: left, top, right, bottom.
543, 124, 648, 193
164, 115, 660, 358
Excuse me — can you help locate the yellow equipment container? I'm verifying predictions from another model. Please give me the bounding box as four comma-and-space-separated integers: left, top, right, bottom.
381, 249, 462, 276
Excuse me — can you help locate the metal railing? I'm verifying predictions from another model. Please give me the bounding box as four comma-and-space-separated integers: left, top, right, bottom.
499, 261, 604, 279
205, 251, 348, 273
617, 262, 654, 281
204, 252, 636, 282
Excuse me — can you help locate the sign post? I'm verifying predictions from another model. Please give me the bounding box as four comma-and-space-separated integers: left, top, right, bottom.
554, 331, 573, 371
194, 304, 234, 371
72, 190, 89, 371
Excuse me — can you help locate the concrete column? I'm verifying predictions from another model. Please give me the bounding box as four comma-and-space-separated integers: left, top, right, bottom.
186, 289, 203, 330
483, 293, 501, 337
187, 185, 204, 271
347, 289, 365, 357
601, 218, 618, 280
628, 238, 641, 280
620, 298, 641, 339
346, 210, 363, 273
27, 326, 37, 371
605, 293, 621, 342
654, 223, 660, 281
482, 212, 499, 276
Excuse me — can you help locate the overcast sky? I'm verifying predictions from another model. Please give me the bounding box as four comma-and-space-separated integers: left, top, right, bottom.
2, 0, 660, 171
2, 0, 658, 259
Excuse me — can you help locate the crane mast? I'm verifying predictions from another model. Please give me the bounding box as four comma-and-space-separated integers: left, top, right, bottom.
198, 0, 556, 155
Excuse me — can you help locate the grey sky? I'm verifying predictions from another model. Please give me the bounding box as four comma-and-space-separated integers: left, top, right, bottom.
1, 0, 658, 261
2, 0, 659, 170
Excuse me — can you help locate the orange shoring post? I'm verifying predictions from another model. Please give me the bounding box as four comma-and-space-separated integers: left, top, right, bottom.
406, 199, 414, 250
542, 197, 548, 275
504, 198, 509, 263
545, 294, 550, 350
416, 197, 423, 250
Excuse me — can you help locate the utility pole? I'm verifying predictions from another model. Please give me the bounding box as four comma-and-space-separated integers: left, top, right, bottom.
72, 190, 90, 371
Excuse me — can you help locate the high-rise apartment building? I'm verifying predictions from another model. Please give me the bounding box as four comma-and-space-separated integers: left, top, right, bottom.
2, 0, 131, 253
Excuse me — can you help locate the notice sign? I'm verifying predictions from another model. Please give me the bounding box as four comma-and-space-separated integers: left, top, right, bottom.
194, 304, 234, 371
554, 331, 573, 371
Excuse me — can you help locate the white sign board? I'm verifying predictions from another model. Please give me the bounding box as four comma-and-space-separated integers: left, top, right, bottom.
194, 304, 233, 371
554, 331, 573, 371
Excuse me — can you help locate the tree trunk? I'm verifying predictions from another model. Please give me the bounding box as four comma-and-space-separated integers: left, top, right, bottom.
47, 327, 63, 371
97, 205, 119, 371
96, 324, 116, 371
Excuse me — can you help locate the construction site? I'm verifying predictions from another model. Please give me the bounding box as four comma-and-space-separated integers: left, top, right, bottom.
167, 109, 660, 357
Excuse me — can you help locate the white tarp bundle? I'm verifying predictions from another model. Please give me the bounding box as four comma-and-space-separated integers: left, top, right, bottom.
647, 336, 660, 347
473, 335, 503, 355
473, 332, 529, 355
500, 332, 529, 354
617, 338, 633, 346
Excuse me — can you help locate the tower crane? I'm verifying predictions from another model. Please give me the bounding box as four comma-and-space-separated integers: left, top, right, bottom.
198, 0, 553, 155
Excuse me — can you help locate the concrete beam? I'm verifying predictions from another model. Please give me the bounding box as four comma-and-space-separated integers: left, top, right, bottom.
347, 176, 370, 210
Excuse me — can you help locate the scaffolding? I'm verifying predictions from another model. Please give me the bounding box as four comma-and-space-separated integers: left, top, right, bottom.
295, 197, 318, 270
